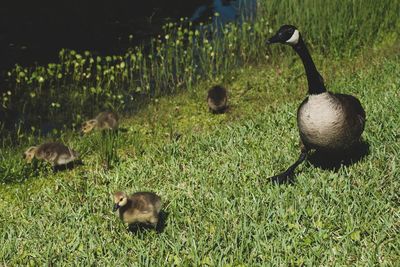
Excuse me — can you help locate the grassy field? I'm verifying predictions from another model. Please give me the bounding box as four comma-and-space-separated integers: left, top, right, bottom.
1, 0, 400, 265
1, 41, 399, 265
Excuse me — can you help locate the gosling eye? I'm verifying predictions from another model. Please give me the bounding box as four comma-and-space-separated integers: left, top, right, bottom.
120, 198, 123, 202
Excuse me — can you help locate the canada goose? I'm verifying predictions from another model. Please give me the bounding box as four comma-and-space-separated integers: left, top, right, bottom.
207, 85, 228, 113
113, 191, 162, 229
81, 111, 119, 134
267, 25, 366, 181
23, 142, 79, 167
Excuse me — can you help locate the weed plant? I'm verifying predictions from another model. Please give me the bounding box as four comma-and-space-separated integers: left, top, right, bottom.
99, 131, 119, 170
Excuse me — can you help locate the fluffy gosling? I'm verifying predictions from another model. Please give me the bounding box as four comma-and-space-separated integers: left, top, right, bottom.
207, 85, 228, 114
81, 111, 119, 134
113, 191, 162, 229
23, 142, 79, 167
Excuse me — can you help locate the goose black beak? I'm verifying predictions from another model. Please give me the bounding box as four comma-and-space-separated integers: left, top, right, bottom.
266, 34, 280, 45
113, 203, 120, 212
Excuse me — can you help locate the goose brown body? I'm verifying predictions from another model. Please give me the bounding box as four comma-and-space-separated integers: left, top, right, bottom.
298, 92, 365, 151
24, 142, 79, 166
207, 85, 228, 113
81, 111, 119, 134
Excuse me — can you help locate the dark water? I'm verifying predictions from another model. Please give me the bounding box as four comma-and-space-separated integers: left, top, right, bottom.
0, 0, 255, 77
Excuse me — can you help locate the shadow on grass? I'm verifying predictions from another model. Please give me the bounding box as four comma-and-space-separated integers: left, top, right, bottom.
270, 173, 296, 185
209, 105, 230, 115
270, 140, 370, 185
53, 160, 84, 172
308, 141, 370, 171
1, 159, 84, 184
128, 210, 169, 235
111, 128, 129, 134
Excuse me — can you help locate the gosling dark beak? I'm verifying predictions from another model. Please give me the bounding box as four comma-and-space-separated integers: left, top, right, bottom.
73, 151, 80, 158
113, 203, 120, 212
266, 34, 280, 45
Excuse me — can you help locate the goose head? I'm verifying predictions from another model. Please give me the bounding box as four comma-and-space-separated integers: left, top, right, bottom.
267, 25, 300, 46
81, 119, 97, 135
70, 149, 80, 160
113, 191, 128, 211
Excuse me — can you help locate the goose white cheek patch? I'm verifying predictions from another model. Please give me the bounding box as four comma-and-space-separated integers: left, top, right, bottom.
286, 29, 300, 45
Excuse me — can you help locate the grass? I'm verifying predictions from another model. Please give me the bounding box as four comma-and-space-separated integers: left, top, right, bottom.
1, 0, 400, 265
1, 42, 399, 265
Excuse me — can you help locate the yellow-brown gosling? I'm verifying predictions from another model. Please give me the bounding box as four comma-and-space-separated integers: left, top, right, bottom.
113, 191, 162, 229
81, 111, 119, 134
207, 85, 228, 114
23, 142, 79, 167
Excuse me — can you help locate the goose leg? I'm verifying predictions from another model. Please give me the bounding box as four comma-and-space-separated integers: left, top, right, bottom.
269, 142, 308, 184
51, 162, 57, 173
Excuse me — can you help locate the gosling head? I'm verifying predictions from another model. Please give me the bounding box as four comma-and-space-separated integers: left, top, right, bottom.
81, 119, 97, 135
267, 25, 300, 46
70, 149, 80, 160
113, 191, 128, 212
23, 146, 38, 163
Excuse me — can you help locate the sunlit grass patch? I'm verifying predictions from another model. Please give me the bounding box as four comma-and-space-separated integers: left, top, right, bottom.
1, 47, 399, 265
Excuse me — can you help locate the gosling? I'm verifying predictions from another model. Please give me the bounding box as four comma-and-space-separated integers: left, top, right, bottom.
113, 191, 162, 230
23, 142, 79, 167
81, 111, 119, 134
207, 85, 228, 114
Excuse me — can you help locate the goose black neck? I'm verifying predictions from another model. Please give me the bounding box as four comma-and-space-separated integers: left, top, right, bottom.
293, 38, 326, 95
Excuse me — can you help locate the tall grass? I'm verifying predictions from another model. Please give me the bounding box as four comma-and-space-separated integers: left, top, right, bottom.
259, 0, 400, 53
1, 0, 399, 140
98, 131, 119, 170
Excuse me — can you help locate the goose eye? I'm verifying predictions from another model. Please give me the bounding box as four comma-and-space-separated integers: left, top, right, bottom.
120, 198, 123, 201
